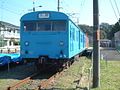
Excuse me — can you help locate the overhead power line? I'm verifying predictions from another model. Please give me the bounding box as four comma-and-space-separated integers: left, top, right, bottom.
114, 0, 120, 17
109, 0, 119, 21
0, 6, 21, 15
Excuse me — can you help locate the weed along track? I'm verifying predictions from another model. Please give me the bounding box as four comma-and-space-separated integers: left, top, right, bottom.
52, 57, 92, 89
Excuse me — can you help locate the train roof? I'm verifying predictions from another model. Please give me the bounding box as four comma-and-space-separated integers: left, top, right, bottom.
20, 11, 69, 21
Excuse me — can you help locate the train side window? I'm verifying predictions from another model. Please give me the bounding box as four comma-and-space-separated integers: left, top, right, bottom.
24, 22, 36, 31
81, 34, 83, 42
72, 28, 75, 40
76, 31, 79, 41
52, 21, 66, 31
70, 30, 72, 39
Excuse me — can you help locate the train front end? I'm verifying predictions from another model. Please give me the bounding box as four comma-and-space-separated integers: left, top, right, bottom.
20, 11, 69, 62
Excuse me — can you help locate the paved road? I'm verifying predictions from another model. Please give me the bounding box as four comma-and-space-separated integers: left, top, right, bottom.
100, 47, 120, 61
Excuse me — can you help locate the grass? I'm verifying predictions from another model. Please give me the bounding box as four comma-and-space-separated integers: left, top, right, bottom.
53, 57, 91, 89
92, 60, 120, 90
0, 63, 35, 90
53, 57, 120, 90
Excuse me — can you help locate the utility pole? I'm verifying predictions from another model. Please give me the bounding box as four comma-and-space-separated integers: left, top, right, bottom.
32, 0, 42, 12
58, 0, 60, 12
93, 0, 100, 88
33, 0, 35, 12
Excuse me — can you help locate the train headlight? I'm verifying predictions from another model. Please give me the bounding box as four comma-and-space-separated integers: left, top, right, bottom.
25, 41, 29, 46
60, 41, 64, 46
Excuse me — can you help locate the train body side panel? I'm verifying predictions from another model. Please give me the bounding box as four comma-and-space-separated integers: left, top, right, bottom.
68, 20, 86, 58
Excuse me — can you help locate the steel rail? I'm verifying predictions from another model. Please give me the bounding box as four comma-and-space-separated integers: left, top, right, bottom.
36, 67, 66, 90
7, 73, 38, 90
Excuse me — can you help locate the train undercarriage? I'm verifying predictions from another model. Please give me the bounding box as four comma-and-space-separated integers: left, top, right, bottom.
34, 57, 75, 70
22, 50, 91, 71
23, 56, 78, 71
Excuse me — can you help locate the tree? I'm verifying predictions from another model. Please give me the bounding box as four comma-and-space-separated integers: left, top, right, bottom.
109, 20, 120, 39
78, 24, 93, 36
100, 30, 107, 39
100, 23, 113, 39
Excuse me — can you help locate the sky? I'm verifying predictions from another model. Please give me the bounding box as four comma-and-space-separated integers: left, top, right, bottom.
0, 0, 120, 26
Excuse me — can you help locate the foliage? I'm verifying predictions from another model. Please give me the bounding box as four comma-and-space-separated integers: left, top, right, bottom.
100, 23, 113, 39
78, 23, 113, 39
100, 30, 107, 39
109, 21, 120, 39
78, 24, 93, 36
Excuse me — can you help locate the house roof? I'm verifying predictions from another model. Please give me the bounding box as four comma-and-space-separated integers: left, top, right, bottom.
0, 21, 19, 30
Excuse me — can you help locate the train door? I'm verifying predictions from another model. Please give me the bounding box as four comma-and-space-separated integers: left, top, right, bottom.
83, 34, 85, 48
79, 31, 80, 49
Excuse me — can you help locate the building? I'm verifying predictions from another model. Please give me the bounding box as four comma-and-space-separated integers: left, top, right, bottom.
114, 31, 120, 49
100, 39, 112, 47
0, 21, 20, 47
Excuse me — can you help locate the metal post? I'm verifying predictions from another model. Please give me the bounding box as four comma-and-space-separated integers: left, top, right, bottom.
33, 1, 35, 12
93, 0, 100, 88
8, 60, 10, 72
7, 57, 10, 72
58, 0, 60, 12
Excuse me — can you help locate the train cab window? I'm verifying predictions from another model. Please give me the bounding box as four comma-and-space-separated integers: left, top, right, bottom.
37, 21, 51, 31
52, 21, 66, 31
24, 22, 36, 31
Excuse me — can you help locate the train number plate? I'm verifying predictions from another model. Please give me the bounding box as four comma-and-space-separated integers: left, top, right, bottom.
38, 13, 50, 18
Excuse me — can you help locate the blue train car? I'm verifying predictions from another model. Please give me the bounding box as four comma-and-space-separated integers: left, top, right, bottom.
20, 11, 87, 67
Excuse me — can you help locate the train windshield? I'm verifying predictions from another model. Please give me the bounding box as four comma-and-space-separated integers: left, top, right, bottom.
37, 21, 51, 31
52, 21, 66, 31
24, 22, 36, 31
23, 20, 66, 31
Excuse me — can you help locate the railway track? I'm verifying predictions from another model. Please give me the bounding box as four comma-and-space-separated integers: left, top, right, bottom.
37, 68, 65, 89
7, 72, 39, 90
7, 63, 68, 90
